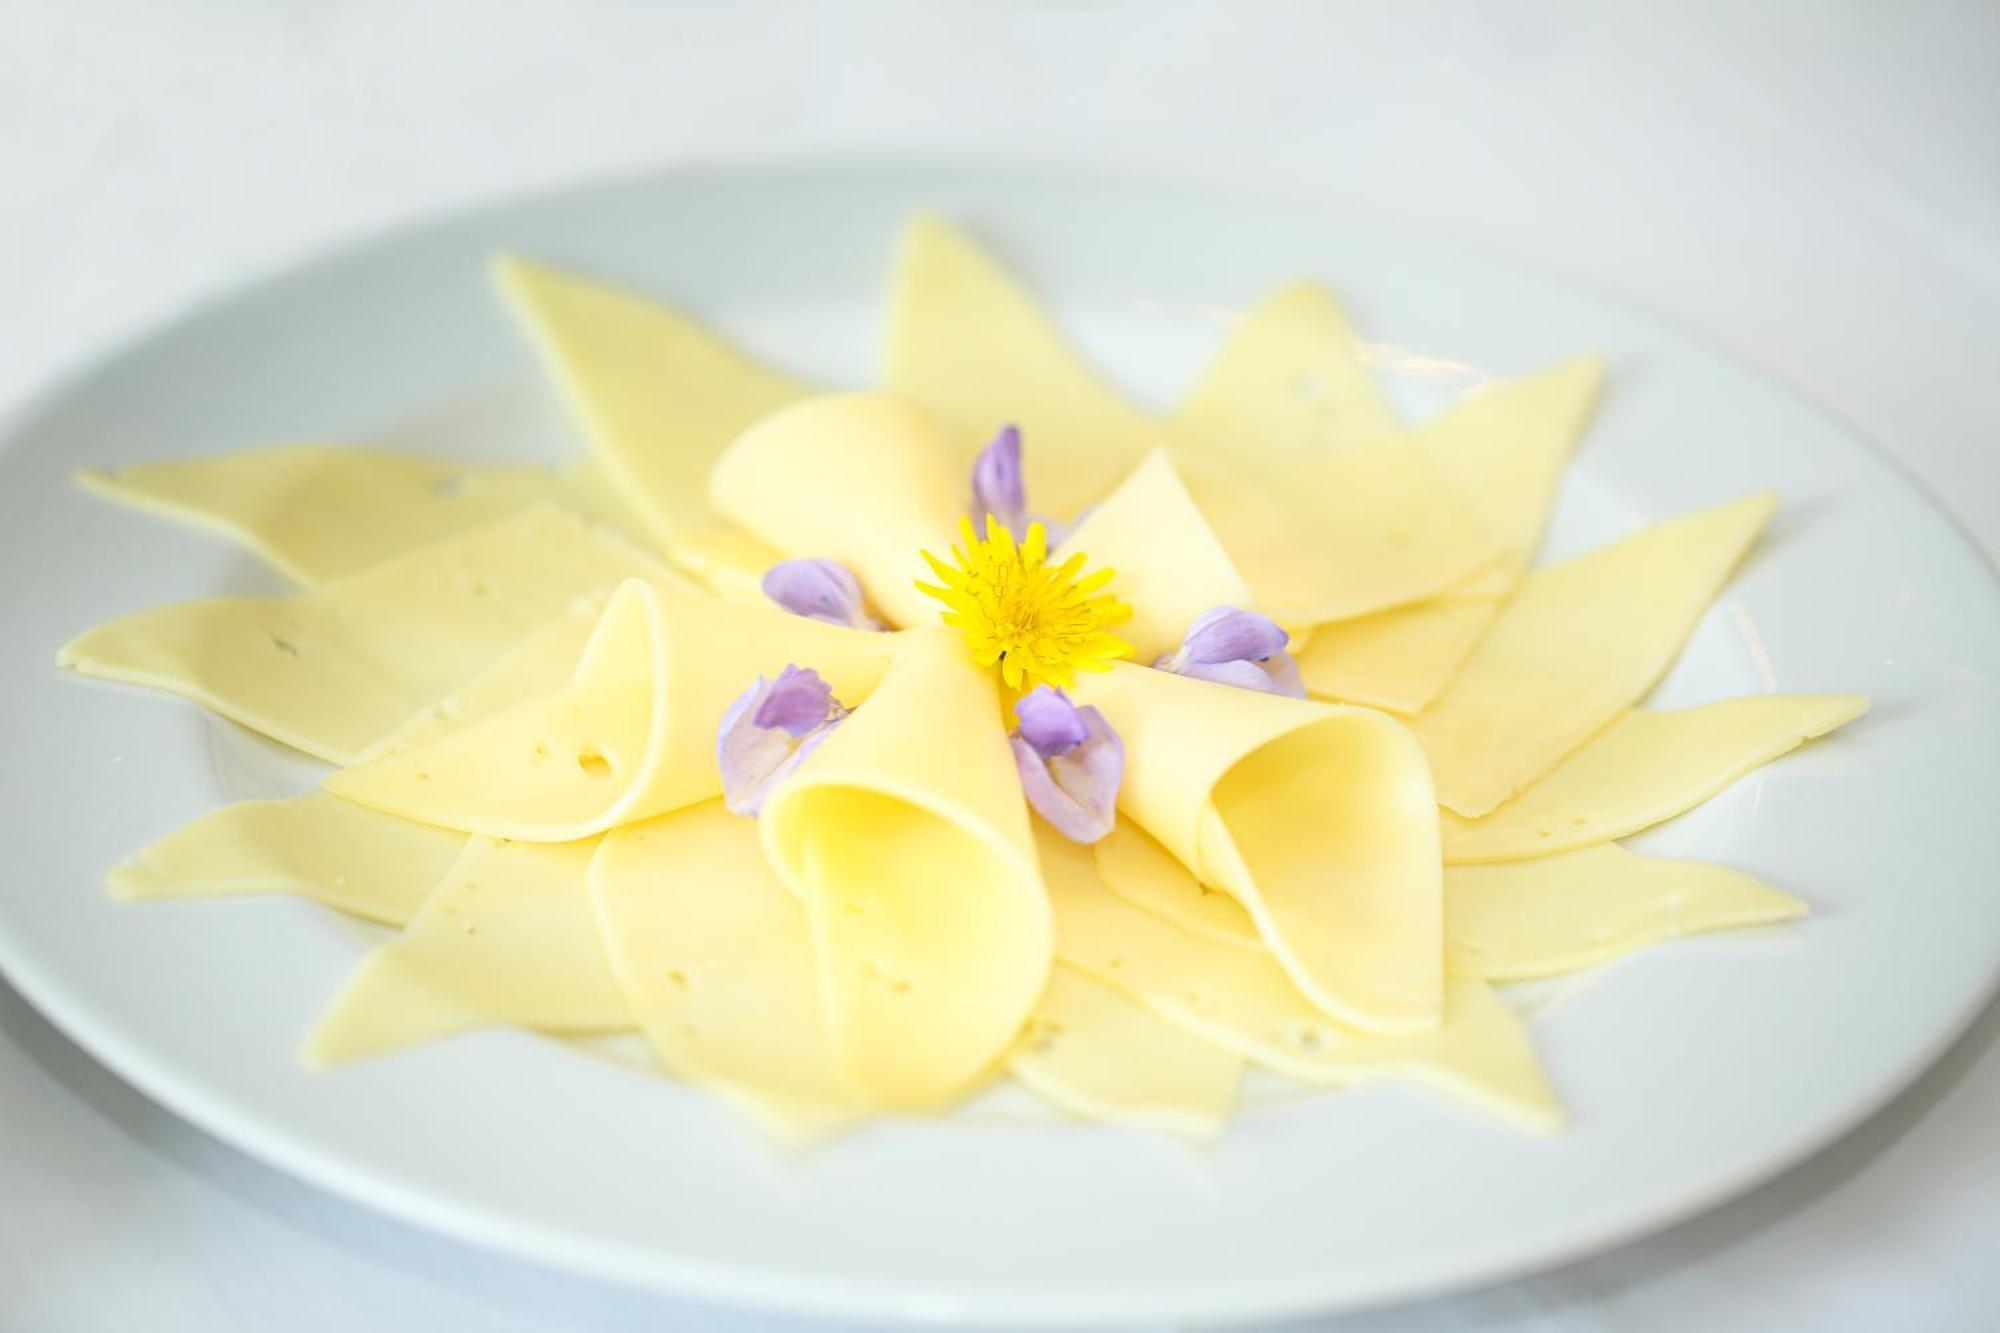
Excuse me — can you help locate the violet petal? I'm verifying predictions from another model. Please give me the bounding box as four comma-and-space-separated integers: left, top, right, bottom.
762, 558, 881, 630
1180, 606, 1290, 665
971, 424, 1027, 539
1012, 702, 1122, 843
718, 666, 848, 816
1014, 685, 1090, 758
752, 664, 838, 735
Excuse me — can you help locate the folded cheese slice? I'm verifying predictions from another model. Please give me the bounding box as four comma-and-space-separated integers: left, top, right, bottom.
1057, 449, 1254, 663
303, 835, 630, 1066
760, 628, 1050, 1108
1413, 493, 1775, 817
108, 792, 464, 926
709, 391, 961, 628
1445, 844, 1806, 980
1299, 359, 1603, 711
884, 215, 1159, 521
1038, 830, 1557, 1131
77, 445, 639, 585
495, 255, 810, 549
327, 577, 894, 841
1066, 663, 1441, 1035
59, 506, 667, 764
1442, 694, 1868, 863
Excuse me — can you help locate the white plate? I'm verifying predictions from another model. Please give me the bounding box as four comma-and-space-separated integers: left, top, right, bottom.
2, 167, 1997, 1328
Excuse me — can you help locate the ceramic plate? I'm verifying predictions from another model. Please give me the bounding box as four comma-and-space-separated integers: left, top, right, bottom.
2, 167, 1996, 1328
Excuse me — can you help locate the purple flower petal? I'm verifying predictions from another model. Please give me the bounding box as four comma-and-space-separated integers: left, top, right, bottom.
1155, 606, 1309, 699
971, 424, 1026, 539
718, 665, 849, 815
762, 558, 881, 630
1014, 685, 1090, 758
1012, 698, 1122, 843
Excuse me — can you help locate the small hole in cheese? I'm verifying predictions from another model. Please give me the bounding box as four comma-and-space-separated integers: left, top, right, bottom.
576, 749, 612, 778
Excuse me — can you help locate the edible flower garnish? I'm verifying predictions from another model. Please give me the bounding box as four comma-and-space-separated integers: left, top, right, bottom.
1155, 606, 1306, 698
716, 664, 849, 815
917, 517, 1132, 690
1010, 686, 1123, 844
971, 424, 1030, 540
762, 558, 883, 630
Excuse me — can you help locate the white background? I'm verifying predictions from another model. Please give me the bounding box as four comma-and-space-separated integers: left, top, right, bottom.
3, 2, 1996, 1328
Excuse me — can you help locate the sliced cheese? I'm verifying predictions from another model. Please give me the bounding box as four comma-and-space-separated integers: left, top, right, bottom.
1039, 830, 1558, 1131
1446, 844, 1806, 981
1443, 694, 1868, 863
761, 628, 1050, 1108
495, 255, 810, 545
1008, 965, 1243, 1140
302, 836, 629, 1065
883, 214, 1159, 520
108, 792, 463, 926
1172, 280, 1398, 454
1299, 359, 1603, 712
590, 802, 862, 1141
1067, 663, 1442, 1035
665, 525, 789, 607
59, 506, 668, 764
1057, 449, 1254, 663
327, 577, 894, 841
1413, 493, 1775, 817
77, 445, 641, 585
709, 392, 961, 628
1093, 820, 1263, 952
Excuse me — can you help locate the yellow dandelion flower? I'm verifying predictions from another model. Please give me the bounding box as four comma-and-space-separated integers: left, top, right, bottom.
916, 517, 1133, 690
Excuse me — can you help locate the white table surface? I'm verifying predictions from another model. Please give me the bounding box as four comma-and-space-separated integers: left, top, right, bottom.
3, 3, 1997, 1328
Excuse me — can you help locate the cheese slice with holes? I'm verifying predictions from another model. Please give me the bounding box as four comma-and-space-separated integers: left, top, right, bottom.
326, 577, 895, 841
108, 792, 463, 926
1067, 662, 1441, 1035
1173, 280, 1398, 453
1446, 844, 1806, 980
78, 445, 640, 585
1093, 821, 1264, 952
302, 836, 630, 1066
1413, 493, 1775, 817
1443, 694, 1868, 863
1058, 449, 1254, 663
1008, 965, 1243, 1140
761, 628, 1050, 1109
495, 254, 811, 547
1299, 359, 1603, 712
1038, 830, 1558, 1131
59, 507, 668, 764
884, 215, 1160, 521
709, 392, 961, 628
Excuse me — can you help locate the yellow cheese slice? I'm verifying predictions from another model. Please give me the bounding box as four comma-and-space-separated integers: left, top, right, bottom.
495, 255, 811, 546
589, 802, 863, 1141
1093, 821, 1263, 952
1067, 663, 1441, 1035
1446, 844, 1806, 981
664, 525, 788, 607
709, 392, 962, 628
1413, 493, 1776, 817
59, 506, 668, 765
1443, 694, 1868, 863
1057, 449, 1254, 663
303, 835, 630, 1066
327, 577, 895, 841
883, 215, 1160, 521
1008, 965, 1243, 1140
107, 792, 463, 926
761, 628, 1050, 1108
1298, 359, 1604, 712
77, 445, 639, 585
1172, 280, 1398, 454
1038, 830, 1558, 1131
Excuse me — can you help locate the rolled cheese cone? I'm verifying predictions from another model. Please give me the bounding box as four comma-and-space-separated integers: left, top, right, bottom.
1066, 662, 1442, 1035
760, 628, 1050, 1108
327, 577, 894, 841
709, 392, 963, 628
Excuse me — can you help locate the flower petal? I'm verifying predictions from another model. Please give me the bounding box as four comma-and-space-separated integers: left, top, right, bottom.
971, 424, 1027, 539
762, 558, 881, 630
1181, 606, 1290, 665
718, 666, 848, 815
1012, 702, 1123, 843
1015, 685, 1090, 758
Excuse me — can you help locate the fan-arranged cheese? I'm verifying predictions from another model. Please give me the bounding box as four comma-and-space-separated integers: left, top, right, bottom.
77, 445, 639, 585
303, 835, 631, 1066
884, 215, 1159, 521
327, 577, 894, 840
1066, 663, 1441, 1035
1413, 493, 1775, 817
1442, 694, 1868, 862
760, 629, 1050, 1108
59, 506, 667, 764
